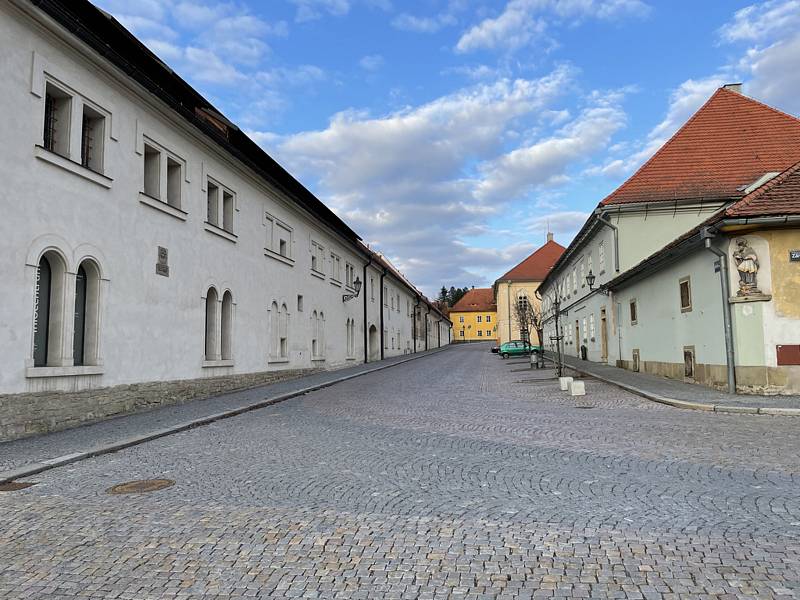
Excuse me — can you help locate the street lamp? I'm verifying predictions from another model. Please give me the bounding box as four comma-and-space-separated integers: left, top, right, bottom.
586, 270, 610, 296
342, 277, 362, 302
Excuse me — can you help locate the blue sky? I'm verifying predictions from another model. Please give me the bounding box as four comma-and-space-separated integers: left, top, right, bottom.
96, 0, 800, 296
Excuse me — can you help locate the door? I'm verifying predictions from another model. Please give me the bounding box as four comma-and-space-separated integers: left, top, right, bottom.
600, 308, 608, 363
575, 321, 580, 357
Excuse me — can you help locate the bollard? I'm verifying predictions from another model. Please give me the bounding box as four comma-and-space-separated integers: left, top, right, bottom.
559, 376, 573, 391
569, 380, 586, 396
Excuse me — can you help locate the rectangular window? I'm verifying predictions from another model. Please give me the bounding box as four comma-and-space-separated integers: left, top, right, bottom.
580, 260, 586, 288
477, 330, 483, 337
630, 299, 638, 325
459, 316, 464, 323
297, 295, 303, 312
573, 268, 577, 293
487, 330, 492, 336
587, 255, 594, 278
459, 330, 464, 337
589, 313, 596, 340
80, 104, 105, 173
477, 315, 482, 323
143, 144, 160, 198
679, 277, 692, 312
43, 82, 71, 157
486, 315, 491, 323
599, 241, 606, 271
384, 287, 388, 306
277, 222, 292, 258
207, 181, 219, 226
345, 262, 355, 287
330, 253, 341, 281
370, 277, 375, 302
166, 157, 181, 208
311, 241, 325, 273
222, 190, 234, 233
582, 317, 587, 341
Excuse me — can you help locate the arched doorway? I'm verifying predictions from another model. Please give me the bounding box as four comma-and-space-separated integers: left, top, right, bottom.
368, 324, 379, 361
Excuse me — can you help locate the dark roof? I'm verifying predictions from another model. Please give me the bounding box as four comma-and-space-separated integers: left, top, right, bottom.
451, 288, 496, 312
35, 0, 360, 242
497, 240, 565, 281
726, 159, 800, 217
601, 87, 800, 206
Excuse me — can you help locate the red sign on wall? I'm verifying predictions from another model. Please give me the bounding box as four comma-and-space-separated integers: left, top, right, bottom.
777, 345, 800, 366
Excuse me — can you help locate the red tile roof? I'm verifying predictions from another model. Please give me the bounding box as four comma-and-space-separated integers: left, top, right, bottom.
497, 240, 565, 281
601, 88, 800, 206
726, 159, 800, 217
451, 288, 496, 312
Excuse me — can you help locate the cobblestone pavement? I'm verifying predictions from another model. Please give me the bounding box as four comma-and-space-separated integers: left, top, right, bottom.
2, 343, 799, 599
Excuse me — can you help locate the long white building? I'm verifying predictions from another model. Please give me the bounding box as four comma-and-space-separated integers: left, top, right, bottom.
0, 0, 450, 441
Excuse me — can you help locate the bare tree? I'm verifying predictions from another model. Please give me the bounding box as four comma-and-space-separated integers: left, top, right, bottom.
512, 291, 545, 367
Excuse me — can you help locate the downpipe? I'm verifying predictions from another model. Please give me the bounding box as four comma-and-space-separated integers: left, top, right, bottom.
702, 230, 736, 394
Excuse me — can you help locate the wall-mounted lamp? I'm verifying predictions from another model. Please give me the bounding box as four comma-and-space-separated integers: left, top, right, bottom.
342, 277, 362, 302
585, 270, 610, 296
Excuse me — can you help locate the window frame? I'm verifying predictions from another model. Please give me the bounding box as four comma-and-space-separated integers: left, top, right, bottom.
679, 277, 692, 313
264, 212, 294, 264
629, 299, 638, 325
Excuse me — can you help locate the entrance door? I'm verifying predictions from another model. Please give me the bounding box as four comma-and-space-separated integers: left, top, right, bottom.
575, 320, 580, 356
368, 325, 379, 361
600, 308, 608, 363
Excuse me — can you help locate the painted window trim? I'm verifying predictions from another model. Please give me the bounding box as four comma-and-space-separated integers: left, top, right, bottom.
35, 145, 113, 189
26, 365, 104, 378
139, 192, 188, 221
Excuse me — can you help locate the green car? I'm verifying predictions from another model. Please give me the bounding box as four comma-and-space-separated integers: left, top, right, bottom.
498, 340, 542, 359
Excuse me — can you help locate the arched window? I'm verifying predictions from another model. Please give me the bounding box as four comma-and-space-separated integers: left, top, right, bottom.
205, 287, 219, 360
221, 291, 233, 360
280, 303, 289, 358
32, 251, 67, 367
73, 259, 101, 366
346, 318, 355, 358
311, 310, 318, 358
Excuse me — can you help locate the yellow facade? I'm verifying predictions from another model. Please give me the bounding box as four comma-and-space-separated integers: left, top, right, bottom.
494, 280, 543, 346
451, 310, 498, 342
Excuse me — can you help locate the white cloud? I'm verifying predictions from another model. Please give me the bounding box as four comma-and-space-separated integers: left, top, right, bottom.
742, 35, 800, 114
524, 210, 590, 234
359, 54, 385, 71
717, 0, 800, 43
456, 0, 649, 54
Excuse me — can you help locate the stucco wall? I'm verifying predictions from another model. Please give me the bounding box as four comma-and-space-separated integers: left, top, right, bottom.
495, 281, 542, 346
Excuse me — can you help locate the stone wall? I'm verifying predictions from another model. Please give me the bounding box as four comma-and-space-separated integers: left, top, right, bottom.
0, 368, 315, 442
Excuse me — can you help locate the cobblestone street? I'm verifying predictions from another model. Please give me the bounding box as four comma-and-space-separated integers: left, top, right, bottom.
1, 343, 799, 599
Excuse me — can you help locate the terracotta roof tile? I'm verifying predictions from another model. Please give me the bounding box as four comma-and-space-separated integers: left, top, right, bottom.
497, 240, 565, 281
602, 88, 800, 206
451, 288, 496, 312
726, 159, 800, 217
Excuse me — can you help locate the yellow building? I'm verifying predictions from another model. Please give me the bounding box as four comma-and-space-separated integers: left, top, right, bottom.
450, 288, 497, 342
494, 234, 565, 346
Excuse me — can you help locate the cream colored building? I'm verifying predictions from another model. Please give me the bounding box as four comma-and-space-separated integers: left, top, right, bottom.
494, 235, 565, 346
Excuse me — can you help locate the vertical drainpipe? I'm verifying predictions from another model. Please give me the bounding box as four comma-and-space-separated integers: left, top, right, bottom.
437, 316, 441, 347
594, 210, 620, 273
379, 267, 387, 360
362, 255, 373, 363
702, 229, 737, 393
413, 295, 420, 353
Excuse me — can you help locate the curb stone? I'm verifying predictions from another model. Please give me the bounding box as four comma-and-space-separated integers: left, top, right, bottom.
544, 355, 800, 417
0, 347, 450, 484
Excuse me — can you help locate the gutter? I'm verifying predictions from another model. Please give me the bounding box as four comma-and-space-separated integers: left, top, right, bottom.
718, 215, 800, 228
700, 227, 737, 394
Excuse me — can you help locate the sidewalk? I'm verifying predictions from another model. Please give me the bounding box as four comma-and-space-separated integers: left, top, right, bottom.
0, 348, 448, 482
548, 353, 800, 415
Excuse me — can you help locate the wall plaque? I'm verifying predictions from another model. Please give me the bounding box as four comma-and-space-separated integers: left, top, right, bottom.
156, 246, 169, 277
790, 250, 800, 262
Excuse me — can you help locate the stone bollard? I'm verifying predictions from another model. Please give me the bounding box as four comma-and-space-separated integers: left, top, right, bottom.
569, 380, 586, 396
559, 376, 573, 391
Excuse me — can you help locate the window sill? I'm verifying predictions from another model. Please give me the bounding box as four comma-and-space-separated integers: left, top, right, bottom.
35, 145, 113, 189
346, 357, 357, 361
268, 357, 290, 364
26, 365, 104, 378
202, 359, 234, 368
140, 193, 187, 221
310, 269, 326, 280
330, 279, 342, 288
311, 357, 326, 362
204, 222, 237, 243
264, 248, 294, 266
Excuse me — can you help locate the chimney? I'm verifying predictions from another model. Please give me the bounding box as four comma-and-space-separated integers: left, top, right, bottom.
723, 83, 742, 94
546, 231, 554, 242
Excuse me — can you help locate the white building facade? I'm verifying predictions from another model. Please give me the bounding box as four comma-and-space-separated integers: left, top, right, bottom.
0, 1, 450, 440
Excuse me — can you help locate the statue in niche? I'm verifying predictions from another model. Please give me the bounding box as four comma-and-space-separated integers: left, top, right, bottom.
733, 239, 762, 296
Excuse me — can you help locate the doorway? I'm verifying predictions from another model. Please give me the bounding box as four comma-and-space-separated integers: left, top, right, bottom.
368, 325, 379, 361
575, 320, 580, 357
600, 307, 608, 363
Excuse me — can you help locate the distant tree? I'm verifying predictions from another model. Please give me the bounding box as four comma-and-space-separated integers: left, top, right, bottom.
438, 286, 448, 304
446, 286, 458, 306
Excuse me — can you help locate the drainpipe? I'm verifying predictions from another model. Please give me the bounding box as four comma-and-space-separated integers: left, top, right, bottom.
362, 255, 373, 363
379, 267, 387, 360
437, 316, 441, 347
701, 228, 736, 394
594, 210, 620, 273
413, 295, 420, 353
425, 305, 431, 351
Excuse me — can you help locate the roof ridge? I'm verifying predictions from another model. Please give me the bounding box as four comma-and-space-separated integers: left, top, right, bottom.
600, 88, 727, 206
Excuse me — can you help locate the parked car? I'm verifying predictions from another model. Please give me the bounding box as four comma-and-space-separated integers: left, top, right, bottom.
498, 340, 540, 358
490, 344, 500, 354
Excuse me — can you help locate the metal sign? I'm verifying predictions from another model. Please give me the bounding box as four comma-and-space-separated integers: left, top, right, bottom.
790, 250, 800, 262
